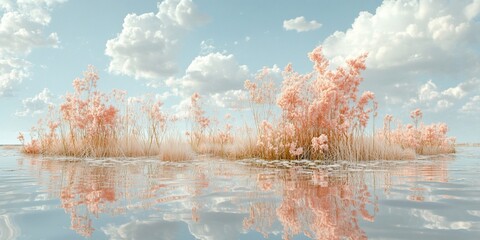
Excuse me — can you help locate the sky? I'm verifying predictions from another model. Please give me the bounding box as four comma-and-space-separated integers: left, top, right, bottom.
1, 0, 479, 144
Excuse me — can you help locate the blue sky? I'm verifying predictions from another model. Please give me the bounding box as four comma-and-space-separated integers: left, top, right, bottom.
1, 0, 479, 144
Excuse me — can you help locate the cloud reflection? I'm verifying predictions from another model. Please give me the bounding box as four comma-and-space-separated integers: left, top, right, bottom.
17, 154, 457, 239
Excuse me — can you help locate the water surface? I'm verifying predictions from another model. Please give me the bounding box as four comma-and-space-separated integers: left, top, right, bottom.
0, 146, 479, 239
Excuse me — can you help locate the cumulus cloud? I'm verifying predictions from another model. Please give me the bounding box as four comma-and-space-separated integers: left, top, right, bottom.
0, 58, 30, 96
211, 89, 247, 109
166, 56, 287, 112
418, 80, 439, 102
319, 0, 480, 124
460, 95, 480, 114
436, 99, 453, 109
15, 88, 53, 116
0, 0, 64, 97
171, 52, 249, 95
409, 78, 480, 112
283, 16, 322, 32
209, 64, 283, 109
0, 2, 61, 56
441, 78, 479, 99
322, 0, 480, 71
105, 0, 208, 80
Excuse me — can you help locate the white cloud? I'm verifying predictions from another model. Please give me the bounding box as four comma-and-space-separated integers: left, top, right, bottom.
0, 0, 63, 55
255, 64, 282, 83
460, 95, 480, 114
318, 0, 480, 126
322, 0, 480, 71
15, 88, 53, 116
418, 80, 439, 102
441, 78, 479, 99
0, 0, 64, 97
465, 0, 480, 20
211, 89, 248, 109
171, 97, 191, 119
283, 16, 322, 32
436, 99, 453, 110
409, 78, 480, 112
166, 56, 287, 112
0, 58, 30, 97
105, 0, 208, 80
209, 64, 282, 109
172, 52, 249, 95
199, 39, 215, 55
441, 87, 466, 99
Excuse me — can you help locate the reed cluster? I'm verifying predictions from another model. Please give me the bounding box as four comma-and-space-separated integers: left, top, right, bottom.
19, 47, 455, 160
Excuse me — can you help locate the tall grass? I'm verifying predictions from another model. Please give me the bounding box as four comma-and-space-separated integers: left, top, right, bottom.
242, 47, 453, 160
377, 110, 456, 155
19, 46, 455, 160
18, 66, 190, 160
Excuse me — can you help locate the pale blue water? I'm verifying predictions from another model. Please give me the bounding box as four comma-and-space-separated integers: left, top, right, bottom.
0, 146, 479, 239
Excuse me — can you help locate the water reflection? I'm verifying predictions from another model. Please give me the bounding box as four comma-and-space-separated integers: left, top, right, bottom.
17, 157, 197, 237
11, 150, 475, 239
245, 169, 376, 240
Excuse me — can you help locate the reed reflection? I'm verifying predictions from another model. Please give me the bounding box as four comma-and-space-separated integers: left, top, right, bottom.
17, 154, 451, 239
18, 157, 197, 237
245, 169, 376, 240
244, 158, 451, 240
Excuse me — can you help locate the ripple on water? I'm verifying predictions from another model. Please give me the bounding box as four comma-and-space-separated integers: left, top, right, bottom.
0, 146, 480, 239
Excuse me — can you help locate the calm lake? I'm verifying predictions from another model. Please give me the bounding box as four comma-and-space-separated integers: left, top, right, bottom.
1, 146, 479, 239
